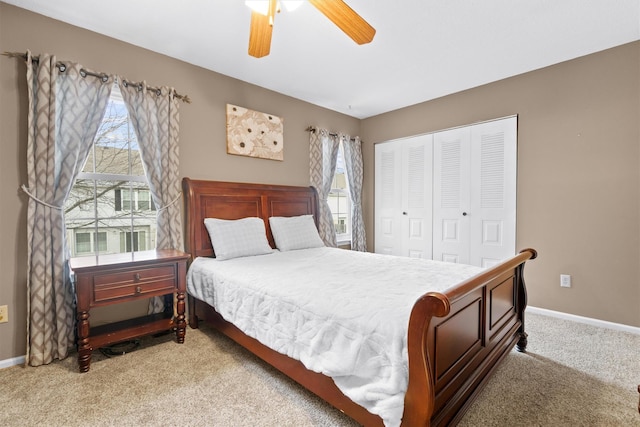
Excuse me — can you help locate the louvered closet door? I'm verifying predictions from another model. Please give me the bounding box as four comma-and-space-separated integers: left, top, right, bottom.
376, 116, 516, 266
401, 135, 432, 258
433, 117, 517, 266
469, 117, 517, 267
432, 128, 471, 264
375, 141, 403, 255
375, 136, 432, 258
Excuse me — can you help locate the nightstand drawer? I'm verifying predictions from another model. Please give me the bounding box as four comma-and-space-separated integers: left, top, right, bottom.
93, 265, 176, 303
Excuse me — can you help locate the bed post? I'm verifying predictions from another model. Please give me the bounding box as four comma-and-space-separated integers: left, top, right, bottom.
403, 292, 450, 427
182, 177, 199, 330
516, 248, 537, 352
187, 294, 199, 329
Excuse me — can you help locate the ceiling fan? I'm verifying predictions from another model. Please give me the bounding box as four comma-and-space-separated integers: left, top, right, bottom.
248, 0, 376, 58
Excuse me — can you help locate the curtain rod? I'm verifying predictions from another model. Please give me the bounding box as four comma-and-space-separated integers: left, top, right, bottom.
305, 126, 362, 143
2, 51, 191, 104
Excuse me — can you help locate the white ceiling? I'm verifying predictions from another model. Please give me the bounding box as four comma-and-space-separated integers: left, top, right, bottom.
4, 0, 640, 119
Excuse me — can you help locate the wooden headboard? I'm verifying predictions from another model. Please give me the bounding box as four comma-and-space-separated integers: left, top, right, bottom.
182, 178, 319, 259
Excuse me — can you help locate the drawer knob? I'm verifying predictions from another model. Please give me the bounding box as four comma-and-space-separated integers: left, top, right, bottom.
135, 286, 142, 294
134, 273, 141, 282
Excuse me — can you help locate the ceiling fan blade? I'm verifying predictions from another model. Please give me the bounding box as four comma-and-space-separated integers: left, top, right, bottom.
248, 12, 272, 58
308, 0, 376, 45
248, 0, 278, 58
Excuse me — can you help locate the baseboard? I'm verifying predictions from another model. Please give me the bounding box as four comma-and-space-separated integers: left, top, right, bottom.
0, 355, 25, 369
528, 306, 640, 335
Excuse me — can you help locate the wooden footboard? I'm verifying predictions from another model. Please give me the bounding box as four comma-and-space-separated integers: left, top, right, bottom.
403, 248, 537, 427
182, 178, 536, 427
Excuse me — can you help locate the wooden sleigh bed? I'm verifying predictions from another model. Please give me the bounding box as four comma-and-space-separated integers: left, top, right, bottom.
182, 177, 537, 427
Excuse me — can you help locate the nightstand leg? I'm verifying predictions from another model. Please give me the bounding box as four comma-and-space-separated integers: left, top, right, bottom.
175, 291, 186, 344
77, 310, 91, 373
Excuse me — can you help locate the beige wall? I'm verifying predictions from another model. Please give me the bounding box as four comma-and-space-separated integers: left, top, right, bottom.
1, 3, 638, 362
361, 41, 640, 329
0, 4, 359, 361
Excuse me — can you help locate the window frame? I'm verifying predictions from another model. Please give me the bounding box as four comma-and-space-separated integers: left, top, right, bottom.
328, 143, 351, 245
65, 84, 156, 258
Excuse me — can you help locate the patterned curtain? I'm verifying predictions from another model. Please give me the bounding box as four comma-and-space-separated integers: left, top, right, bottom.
118, 80, 183, 313
341, 135, 367, 252
309, 128, 340, 247
24, 51, 113, 366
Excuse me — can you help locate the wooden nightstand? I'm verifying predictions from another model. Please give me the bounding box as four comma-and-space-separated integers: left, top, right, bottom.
70, 249, 190, 373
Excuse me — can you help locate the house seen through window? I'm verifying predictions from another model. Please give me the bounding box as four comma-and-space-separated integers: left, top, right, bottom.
328, 144, 350, 243
64, 84, 156, 257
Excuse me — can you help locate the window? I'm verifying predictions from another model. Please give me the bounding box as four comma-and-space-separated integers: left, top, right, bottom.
328, 144, 351, 243
75, 232, 91, 254
120, 230, 148, 252
64, 84, 156, 257
114, 188, 155, 212
74, 231, 107, 255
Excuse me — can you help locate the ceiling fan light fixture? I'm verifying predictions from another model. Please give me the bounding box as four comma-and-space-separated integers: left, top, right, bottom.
245, 1, 270, 15
245, 1, 301, 15
248, 0, 375, 58
282, 1, 303, 12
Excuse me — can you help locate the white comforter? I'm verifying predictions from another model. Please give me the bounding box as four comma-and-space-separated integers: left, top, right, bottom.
187, 247, 482, 427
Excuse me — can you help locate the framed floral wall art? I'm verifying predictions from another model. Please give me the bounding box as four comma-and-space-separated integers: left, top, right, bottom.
226, 104, 284, 161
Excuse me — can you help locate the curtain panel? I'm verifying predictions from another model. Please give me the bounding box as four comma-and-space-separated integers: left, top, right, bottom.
341, 135, 367, 251
24, 51, 113, 366
119, 81, 183, 313
309, 129, 339, 247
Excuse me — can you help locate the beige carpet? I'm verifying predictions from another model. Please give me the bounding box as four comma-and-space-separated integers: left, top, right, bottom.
1, 312, 639, 427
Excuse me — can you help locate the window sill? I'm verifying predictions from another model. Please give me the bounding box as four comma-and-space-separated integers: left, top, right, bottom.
336, 239, 351, 250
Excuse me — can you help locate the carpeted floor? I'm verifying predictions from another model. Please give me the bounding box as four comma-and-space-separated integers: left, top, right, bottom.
1, 312, 639, 426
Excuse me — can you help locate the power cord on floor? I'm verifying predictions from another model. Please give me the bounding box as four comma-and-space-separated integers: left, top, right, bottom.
99, 340, 140, 357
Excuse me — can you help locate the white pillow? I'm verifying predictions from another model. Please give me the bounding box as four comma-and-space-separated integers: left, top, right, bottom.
204, 217, 273, 260
269, 214, 325, 251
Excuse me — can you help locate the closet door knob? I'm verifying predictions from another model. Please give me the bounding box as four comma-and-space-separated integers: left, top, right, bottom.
462, 212, 468, 216
402, 211, 408, 215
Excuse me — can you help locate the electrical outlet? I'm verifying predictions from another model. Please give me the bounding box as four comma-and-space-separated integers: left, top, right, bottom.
0, 305, 7, 323
560, 274, 572, 288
